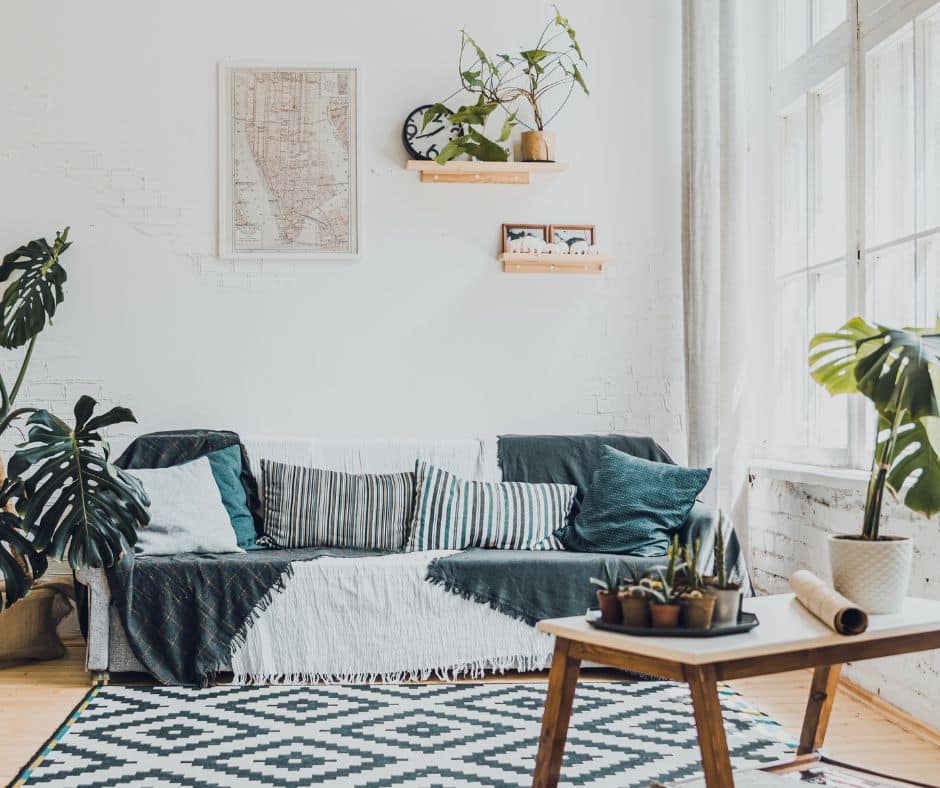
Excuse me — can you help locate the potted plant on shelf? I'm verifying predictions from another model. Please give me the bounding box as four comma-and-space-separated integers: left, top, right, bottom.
589, 562, 624, 624
646, 536, 685, 628
809, 317, 940, 613
680, 538, 716, 630
618, 566, 653, 628
422, 5, 588, 164
0, 228, 150, 614
704, 512, 741, 625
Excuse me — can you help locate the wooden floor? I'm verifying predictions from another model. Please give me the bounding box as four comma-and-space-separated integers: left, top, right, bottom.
2, 638, 938, 786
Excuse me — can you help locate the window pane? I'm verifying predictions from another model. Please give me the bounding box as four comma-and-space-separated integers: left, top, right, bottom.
869, 242, 917, 327
775, 274, 809, 446
779, 0, 810, 68
924, 7, 940, 230
813, 73, 846, 263
866, 26, 915, 247
776, 99, 808, 275
925, 236, 940, 326
813, 0, 845, 42
813, 263, 848, 447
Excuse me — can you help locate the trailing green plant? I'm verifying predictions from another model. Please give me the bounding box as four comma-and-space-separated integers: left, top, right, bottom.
588, 561, 623, 596
423, 5, 588, 163
0, 228, 150, 610
809, 317, 940, 540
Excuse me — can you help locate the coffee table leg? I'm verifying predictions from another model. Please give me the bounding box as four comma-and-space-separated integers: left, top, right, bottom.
686, 664, 734, 788
532, 637, 582, 788
797, 664, 842, 755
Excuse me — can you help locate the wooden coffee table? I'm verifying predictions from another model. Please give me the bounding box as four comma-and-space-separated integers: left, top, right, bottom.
532, 594, 940, 788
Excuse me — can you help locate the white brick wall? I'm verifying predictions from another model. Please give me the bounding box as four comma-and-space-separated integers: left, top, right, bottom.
748, 471, 940, 728
0, 0, 687, 458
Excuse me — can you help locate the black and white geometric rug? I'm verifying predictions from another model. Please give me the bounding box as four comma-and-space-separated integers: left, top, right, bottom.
13, 680, 794, 787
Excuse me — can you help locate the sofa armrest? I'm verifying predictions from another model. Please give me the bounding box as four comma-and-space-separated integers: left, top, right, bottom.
678, 502, 753, 595
74, 566, 110, 671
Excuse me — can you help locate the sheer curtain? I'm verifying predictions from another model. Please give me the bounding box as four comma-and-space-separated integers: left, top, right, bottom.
681, 0, 749, 530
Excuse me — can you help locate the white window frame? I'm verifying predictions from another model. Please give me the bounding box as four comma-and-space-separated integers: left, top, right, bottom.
768, 0, 940, 468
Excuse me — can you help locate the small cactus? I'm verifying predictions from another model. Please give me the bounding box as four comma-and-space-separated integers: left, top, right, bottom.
715, 512, 728, 589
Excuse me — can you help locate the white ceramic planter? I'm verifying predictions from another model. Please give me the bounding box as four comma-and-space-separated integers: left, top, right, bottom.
828, 534, 913, 614
704, 586, 741, 626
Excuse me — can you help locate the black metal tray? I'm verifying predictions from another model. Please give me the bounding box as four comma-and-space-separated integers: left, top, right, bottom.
586, 609, 759, 637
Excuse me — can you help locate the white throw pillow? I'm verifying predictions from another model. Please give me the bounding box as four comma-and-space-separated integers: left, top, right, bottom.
129, 457, 244, 556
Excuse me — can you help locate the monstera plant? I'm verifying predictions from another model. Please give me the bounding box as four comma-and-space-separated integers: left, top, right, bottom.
0, 228, 150, 611
809, 317, 940, 613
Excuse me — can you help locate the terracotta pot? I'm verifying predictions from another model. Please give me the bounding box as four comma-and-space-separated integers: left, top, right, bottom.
829, 534, 913, 614
520, 130, 556, 162
650, 602, 681, 628
681, 595, 716, 630
704, 585, 741, 626
596, 591, 622, 624
619, 594, 651, 628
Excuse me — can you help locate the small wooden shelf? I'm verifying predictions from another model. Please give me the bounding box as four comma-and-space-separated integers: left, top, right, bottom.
499, 252, 609, 275
406, 160, 568, 184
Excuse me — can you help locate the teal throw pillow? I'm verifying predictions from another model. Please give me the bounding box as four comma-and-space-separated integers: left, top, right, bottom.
566, 445, 710, 555
205, 445, 258, 549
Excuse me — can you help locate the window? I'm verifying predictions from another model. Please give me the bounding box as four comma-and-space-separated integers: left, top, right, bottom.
770, 0, 940, 466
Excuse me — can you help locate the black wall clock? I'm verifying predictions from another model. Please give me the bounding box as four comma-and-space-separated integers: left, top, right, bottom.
402, 104, 464, 161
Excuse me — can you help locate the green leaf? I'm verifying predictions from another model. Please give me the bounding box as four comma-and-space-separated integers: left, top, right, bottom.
498, 110, 518, 143
0, 228, 71, 349
460, 69, 483, 88
885, 420, 940, 516
570, 63, 589, 95
447, 98, 499, 127
462, 128, 509, 162
421, 103, 453, 131
10, 398, 150, 570
460, 30, 496, 72
553, 4, 585, 62
433, 137, 469, 165
0, 478, 47, 610
521, 49, 552, 73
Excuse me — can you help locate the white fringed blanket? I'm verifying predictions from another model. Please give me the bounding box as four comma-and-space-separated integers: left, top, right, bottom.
230, 551, 555, 684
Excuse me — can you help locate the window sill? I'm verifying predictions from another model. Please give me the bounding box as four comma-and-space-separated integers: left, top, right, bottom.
749, 459, 870, 489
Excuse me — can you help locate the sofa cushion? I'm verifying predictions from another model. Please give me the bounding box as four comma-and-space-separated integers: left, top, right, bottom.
567, 445, 711, 555
129, 457, 244, 556
407, 461, 574, 551
205, 445, 258, 550
261, 460, 415, 550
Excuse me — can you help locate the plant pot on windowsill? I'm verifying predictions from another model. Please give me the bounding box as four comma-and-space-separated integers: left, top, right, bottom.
828, 534, 913, 615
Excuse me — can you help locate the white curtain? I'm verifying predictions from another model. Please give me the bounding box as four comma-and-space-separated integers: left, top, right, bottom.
681, 0, 748, 531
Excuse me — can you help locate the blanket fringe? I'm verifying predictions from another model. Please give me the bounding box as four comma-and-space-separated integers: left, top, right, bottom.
231, 652, 552, 686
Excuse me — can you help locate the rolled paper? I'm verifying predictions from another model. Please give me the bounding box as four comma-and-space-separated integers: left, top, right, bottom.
789, 569, 868, 635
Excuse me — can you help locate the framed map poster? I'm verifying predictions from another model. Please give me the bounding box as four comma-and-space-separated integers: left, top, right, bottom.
218, 63, 360, 259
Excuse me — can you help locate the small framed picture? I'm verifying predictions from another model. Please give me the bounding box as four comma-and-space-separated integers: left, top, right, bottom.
548, 224, 595, 250
502, 223, 549, 253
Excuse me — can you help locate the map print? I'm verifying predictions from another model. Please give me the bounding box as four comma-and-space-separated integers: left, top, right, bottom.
230, 68, 356, 255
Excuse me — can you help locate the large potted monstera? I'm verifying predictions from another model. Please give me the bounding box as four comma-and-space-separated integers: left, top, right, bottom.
809, 317, 940, 613
0, 228, 150, 612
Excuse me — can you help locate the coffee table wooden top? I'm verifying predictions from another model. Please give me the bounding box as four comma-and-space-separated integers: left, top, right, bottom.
537, 594, 940, 666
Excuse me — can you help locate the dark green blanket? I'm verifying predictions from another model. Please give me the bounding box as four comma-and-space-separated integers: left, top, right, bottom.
107, 547, 381, 686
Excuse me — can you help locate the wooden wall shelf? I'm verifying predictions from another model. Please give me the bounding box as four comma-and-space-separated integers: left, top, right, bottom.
499, 252, 609, 275
406, 160, 568, 184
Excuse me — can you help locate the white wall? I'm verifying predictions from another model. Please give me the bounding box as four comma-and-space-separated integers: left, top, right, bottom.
749, 470, 940, 729
0, 0, 685, 458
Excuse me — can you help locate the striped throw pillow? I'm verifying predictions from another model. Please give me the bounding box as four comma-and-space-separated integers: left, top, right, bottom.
406, 460, 575, 551
260, 460, 415, 550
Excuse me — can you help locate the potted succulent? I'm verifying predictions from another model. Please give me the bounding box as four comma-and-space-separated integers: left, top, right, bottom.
423, 6, 588, 164
618, 567, 652, 628
809, 317, 940, 613
680, 538, 716, 630
704, 512, 741, 625
589, 563, 623, 624
646, 536, 685, 628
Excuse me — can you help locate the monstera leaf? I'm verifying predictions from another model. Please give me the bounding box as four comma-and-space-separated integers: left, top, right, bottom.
8, 396, 150, 569
810, 317, 940, 520
0, 479, 47, 611
0, 227, 70, 350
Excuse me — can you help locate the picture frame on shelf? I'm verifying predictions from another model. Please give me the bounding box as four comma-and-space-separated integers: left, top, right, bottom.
548, 224, 595, 252
501, 223, 549, 253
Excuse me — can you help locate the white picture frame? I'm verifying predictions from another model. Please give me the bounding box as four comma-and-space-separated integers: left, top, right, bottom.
217, 62, 362, 260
